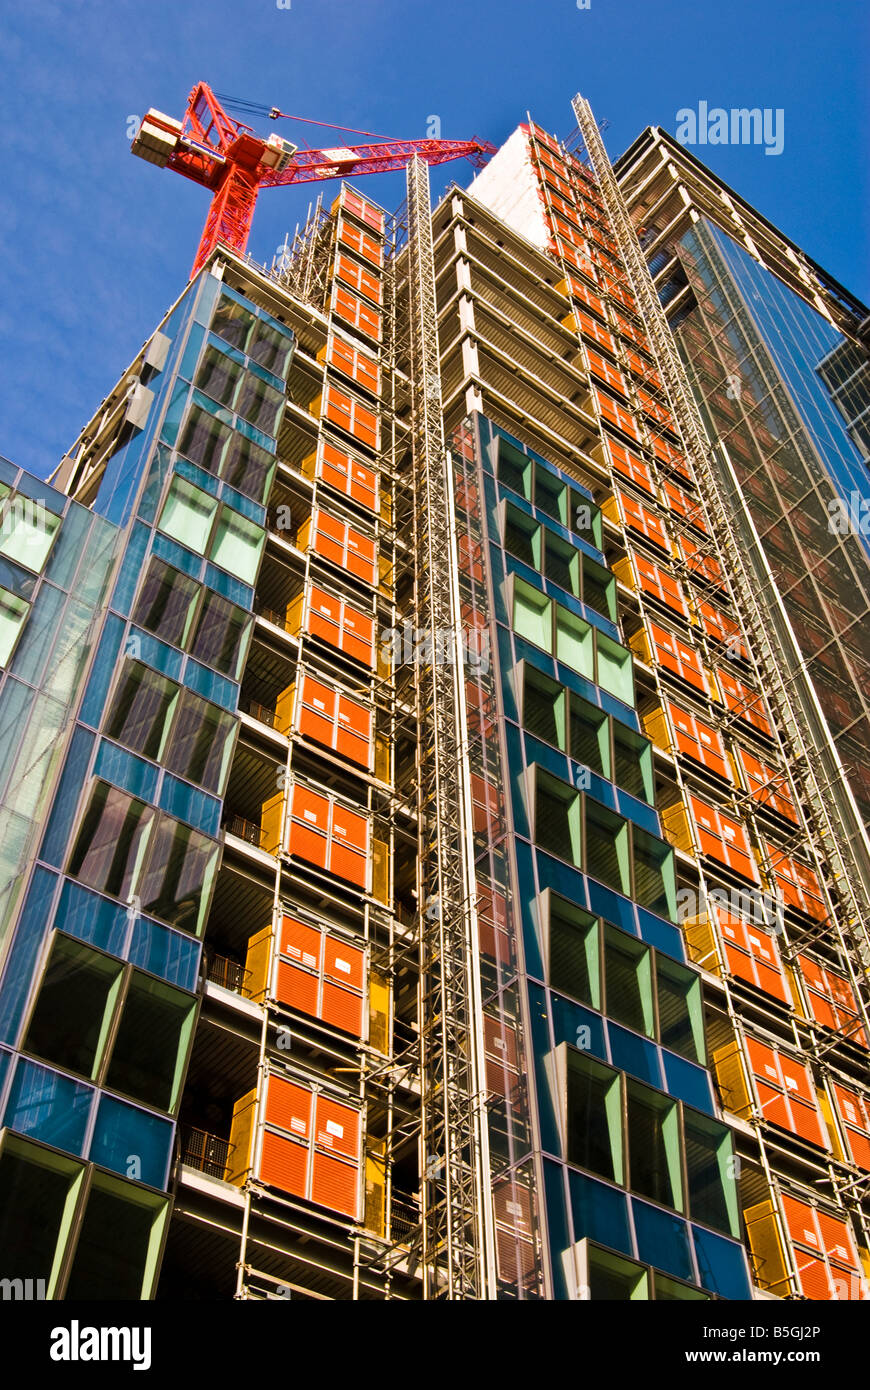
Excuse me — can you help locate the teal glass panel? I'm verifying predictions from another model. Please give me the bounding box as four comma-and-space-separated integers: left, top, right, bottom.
692, 1225, 751, 1300
3, 1059, 93, 1156
160, 380, 190, 448
178, 321, 206, 384
39, 727, 96, 866
183, 660, 238, 711
568, 1169, 632, 1256
55, 880, 128, 956
94, 740, 160, 804
79, 615, 125, 728
128, 918, 200, 991
9, 584, 64, 685
202, 564, 254, 609
89, 1095, 173, 1189
125, 628, 184, 681
0, 588, 29, 666
112, 523, 151, 616
632, 1199, 693, 1283
150, 531, 202, 579
0, 867, 58, 1044
138, 445, 174, 526
159, 775, 221, 837
157, 477, 217, 555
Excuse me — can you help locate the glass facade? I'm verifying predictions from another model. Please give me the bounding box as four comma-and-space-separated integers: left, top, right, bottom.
0, 268, 295, 1298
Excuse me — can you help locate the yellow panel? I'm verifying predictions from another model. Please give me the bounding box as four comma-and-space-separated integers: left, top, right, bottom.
244, 925, 273, 1004
369, 972, 390, 1054
744, 1198, 792, 1297
712, 1039, 753, 1119
260, 792, 284, 855
611, 555, 636, 592
817, 1086, 845, 1163
682, 913, 722, 977
640, 705, 671, 755
300, 450, 317, 483
365, 1140, 386, 1238
374, 735, 391, 785
274, 684, 296, 738
371, 837, 390, 904
659, 801, 694, 856
285, 593, 305, 639
227, 1088, 258, 1186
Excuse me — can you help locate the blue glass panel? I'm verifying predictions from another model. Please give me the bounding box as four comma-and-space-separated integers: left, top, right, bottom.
598, 688, 639, 727
569, 1169, 632, 1256
44, 504, 90, 589
9, 583, 65, 684
159, 775, 221, 837
160, 380, 191, 448
0, 555, 38, 600
192, 271, 221, 327
615, 790, 660, 837
56, 880, 129, 956
111, 522, 151, 616
233, 415, 276, 452
3, 1059, 93, 1156
14, 475, 66, 514
0, 457, 18, 487
221, 483, 265, 526
0, 1048, 10, 1102
633, 1200, 694, 1281
550, 994, 606, 1060
515, 841, 544, 979
39, 729, 95, 866
692, 1225, 752, 1300
89, 1094, 173, 1189
178, 321, 206, 383
127, 628, 184, 681
137, 444, 173, 526
94, 740, 159, 804
80, 615, 125, 727
203, 563, 254, 609
174, 456, 221, 499
128, 918, 200, 991
184, 659, 238, 712
191, 388, 234, 427
542, 1159, 571, 1299
0, 868, 58, 1044
607, 1024, 662, 1087
527, 984, 561, 1154
206, 331, 246, 368
587, 879, 636, 934
636, 907, 685, 960
150, 531, 202, 579
534, 851, 590, 914
523, 732, 570, 784
503, 725, 529, 839
661, 1052, 715, 1115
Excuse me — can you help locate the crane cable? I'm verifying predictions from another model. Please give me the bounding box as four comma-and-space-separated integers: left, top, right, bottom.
214, 92, 404, 145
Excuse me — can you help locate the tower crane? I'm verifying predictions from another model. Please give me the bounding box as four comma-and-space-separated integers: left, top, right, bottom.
132, 82, 496, 277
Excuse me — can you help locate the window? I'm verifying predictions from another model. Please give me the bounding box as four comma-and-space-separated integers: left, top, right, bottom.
627, 1079, 682, 1208
585, 801, 630, 895
209, 505, 264, 585
196, 344, 240, 408
512, 578, 552, 651
596, 634, 634, 706
587, 1245, 649, 1300
23, 936, 123, 1080
535, 770, 581, 866
534, 463, 566, 523
582, 556, 616, 620
163, 690, 237, 796
220, 433, 275, 503
569, 693, 609, 777
604, 925, 654, 1036
104, 663, 178, 761
523, 668, 565, 749
657, 957, 705, 1063
132, 559, 199, 649
503, 504, 541, 570
105, 972, 195, 1112
633, 826, 677, 921
497, 436, 531, 499
546, 533, 579, 597
188, 590, 251, 677
683, 1110, 739, 1237
235, 372, 284, 435
64, 1175, 168, 1300
178, 406, 231, 476
570, 487, 602, 549
556, 607, 593, 677
0, 499, 61, 572
548, 896, 600, 1007
137, 816, 220, 935
157, 476, 217, 555
0, 587, 29, 666
247, 319, 294, 378
0, 1137, 84, 1296
69, 783, 154, 902
654, 1272, 709, 1300
566, 1052, 623, 1182
212, 296, 255, 351
613, 725, 653, 803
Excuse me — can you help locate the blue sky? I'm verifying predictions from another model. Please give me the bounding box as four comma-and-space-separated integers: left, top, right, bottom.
1, 0, 867, 479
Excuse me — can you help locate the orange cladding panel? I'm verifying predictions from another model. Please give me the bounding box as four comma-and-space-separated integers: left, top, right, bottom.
260, 1129, 308, 1199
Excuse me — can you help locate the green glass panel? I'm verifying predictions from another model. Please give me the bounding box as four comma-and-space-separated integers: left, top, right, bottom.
157, 477, 217, 555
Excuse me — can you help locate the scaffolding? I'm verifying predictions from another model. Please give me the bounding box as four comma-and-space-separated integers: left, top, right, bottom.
403, 155, 496, 1299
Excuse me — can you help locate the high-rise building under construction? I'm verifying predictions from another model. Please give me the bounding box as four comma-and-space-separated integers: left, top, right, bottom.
0, 92, 867, 1303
